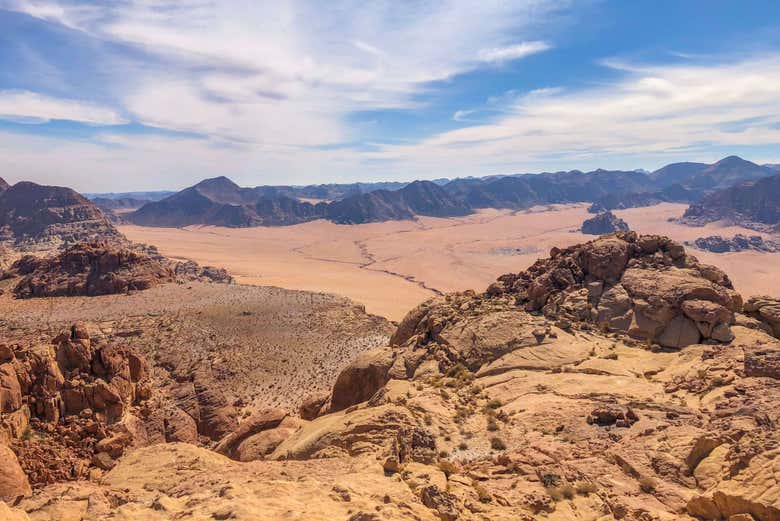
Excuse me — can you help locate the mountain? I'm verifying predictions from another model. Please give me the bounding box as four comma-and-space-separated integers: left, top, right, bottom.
442, 169, 651, 210
325, 189, 414, 224
92, 197, 150, 210
0, 177, 9, 192
588, 183, 697, 212
681, 173, 780, 231
684, 155, 774, 190
87, 190, 176, 202
395, 180, 471, 217
0, 181, 122, 250
649, 161, 708, 186
126, 156, 778, 228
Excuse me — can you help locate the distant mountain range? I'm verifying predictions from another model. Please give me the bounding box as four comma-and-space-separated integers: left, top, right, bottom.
123, 155, 778, 228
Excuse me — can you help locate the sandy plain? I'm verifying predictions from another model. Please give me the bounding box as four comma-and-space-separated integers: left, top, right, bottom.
120, 203, 780, 321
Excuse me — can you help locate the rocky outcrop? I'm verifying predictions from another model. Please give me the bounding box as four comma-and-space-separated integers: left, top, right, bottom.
744, 296, 780, 338
12, 242, 176, 298
681, 173, 780, 231
0, 181, 122, 251
1, 323, 151, 486
687, 234, 780, 253
0, 445, 31, 503
581, 211, 630, 235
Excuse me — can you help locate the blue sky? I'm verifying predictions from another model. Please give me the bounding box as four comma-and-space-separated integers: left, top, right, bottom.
0, 1, 779, 191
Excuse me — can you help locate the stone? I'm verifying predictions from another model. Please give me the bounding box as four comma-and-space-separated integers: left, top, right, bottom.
0, 445, 31, 502
657, 315, 701, 349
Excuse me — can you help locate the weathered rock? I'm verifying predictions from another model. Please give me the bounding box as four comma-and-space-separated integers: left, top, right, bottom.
330, 347, 396, 412
0, 445, 31, 502
13, 241, 176, 298
215, 408, 288, 459
581, 211, 630, 235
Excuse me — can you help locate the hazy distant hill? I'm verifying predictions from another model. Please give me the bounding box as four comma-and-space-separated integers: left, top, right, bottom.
0, 177, 9, 192
681, 173, 780, 231
0, 181, 121, 249
92, 197, 150, 210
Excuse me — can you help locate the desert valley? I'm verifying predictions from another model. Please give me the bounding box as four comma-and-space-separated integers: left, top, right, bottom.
2, 154, 780, 521
2, 2, 780, 519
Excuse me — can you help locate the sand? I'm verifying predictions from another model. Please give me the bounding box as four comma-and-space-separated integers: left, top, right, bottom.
120, 203, 780, 321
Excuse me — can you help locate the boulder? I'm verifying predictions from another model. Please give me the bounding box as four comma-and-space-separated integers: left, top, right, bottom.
330, 347, 396, 412
0, 445, 31, 503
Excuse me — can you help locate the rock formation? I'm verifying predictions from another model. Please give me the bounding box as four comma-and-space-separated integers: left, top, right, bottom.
681, 173, 780, 231
12, 242, 177, 298
0, 181, 122, 250
687, 234, 780, 253
581, 211, 630, 235
1, 323, 151, 486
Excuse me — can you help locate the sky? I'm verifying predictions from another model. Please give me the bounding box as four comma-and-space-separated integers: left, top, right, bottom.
0, 1, 779, 192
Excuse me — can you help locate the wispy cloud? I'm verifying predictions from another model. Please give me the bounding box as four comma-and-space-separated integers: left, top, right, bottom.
2, 0, 561, 147
0, 89, 126, 125
366, 55, 780, 174
478, 41, 551, 63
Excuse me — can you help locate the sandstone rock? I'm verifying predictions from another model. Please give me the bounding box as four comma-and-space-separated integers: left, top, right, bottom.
0, 445, 31, 502
330, 347, 396, 412
744, 296, 780, 338
0, 502, 31, 521
299, 392, 329, 421
581, 211, 630, 235
13, 241, 176, 298
215, 408, 288, 459
657, 315, 701, 349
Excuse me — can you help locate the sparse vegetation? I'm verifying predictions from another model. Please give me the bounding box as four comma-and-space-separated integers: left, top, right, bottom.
490, 437, 506, 450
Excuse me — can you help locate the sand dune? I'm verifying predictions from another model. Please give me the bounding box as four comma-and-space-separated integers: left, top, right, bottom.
120, 203, 780, 320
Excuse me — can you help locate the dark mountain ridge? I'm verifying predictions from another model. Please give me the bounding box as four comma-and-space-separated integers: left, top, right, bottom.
0, 181, 122, 249
126, 155, 777, 228
681, 173, 780, 231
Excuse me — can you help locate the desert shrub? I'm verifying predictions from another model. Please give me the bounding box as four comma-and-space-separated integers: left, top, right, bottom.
486, 399, 502, 409
487, 418, 499, 431
575, 480, 598, 495
490, 437, 506, 450
438, 460, 458, 477
458, 441, 468, 450
560, 484, 576, 500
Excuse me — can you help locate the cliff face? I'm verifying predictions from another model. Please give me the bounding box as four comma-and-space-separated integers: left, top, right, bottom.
681, 173, 780, 231
0, 182, 122, 250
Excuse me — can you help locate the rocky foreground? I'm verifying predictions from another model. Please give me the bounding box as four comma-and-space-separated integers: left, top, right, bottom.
2, 233, 780, 520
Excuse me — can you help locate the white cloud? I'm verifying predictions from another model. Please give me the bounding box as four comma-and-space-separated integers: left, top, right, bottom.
2, 0, 561, 146
0, 90, 126, 125
361, 55, 780, 176
478, 41, 551, 63
452, 109, 476, 122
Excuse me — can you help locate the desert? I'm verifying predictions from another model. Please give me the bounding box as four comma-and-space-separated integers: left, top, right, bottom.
3, 3, 780, 520
121, 203, 780, 320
